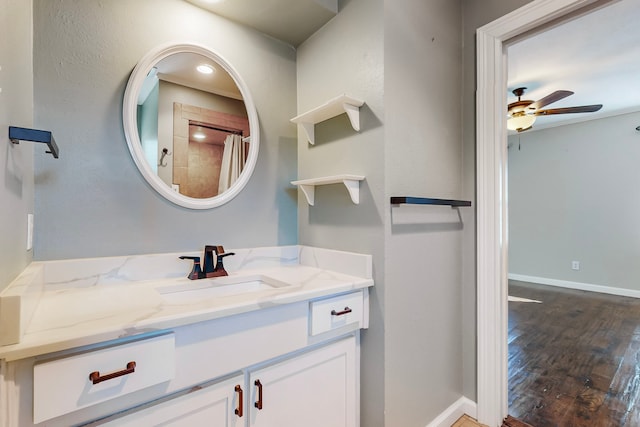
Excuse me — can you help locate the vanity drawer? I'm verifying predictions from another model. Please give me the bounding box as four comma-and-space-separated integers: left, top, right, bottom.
309, 291, 363, 336
33, 333, 175, 423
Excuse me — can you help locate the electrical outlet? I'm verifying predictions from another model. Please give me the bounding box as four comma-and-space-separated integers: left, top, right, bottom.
571, 261, 580, 271
27, 213, 34, 251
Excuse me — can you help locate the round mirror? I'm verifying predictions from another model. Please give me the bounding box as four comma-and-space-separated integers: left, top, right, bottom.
123, 43, 259, 209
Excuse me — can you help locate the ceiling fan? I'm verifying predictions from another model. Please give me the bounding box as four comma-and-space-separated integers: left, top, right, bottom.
507, 87, 603, 132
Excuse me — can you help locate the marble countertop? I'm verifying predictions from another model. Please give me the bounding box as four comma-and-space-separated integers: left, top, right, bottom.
0, 246, 373, 361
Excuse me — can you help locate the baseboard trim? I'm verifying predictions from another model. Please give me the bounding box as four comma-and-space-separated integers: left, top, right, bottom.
425, 396, 477, 427
509, 273, 640, 299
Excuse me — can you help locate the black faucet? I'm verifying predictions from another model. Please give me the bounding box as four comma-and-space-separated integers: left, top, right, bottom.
180, 246, 236, 280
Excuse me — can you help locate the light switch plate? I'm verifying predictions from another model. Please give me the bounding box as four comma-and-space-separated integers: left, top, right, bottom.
27, 213, 33, 251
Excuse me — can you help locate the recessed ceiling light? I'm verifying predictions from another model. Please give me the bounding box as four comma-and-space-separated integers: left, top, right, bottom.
193, 132, 206, 140
196, 64, 214, 74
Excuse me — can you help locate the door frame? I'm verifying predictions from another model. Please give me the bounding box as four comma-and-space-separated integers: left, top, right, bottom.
475, 0, 617, 425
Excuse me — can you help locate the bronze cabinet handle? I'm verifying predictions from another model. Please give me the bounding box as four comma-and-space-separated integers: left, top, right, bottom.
234, 385, 243, 417
254, 379, 263, 410
89, 361, 136, 385
331, 307, 353, 316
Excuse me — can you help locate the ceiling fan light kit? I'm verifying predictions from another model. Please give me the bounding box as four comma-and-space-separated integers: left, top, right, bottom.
507, 113, 536, 132
507, 87, 602, 132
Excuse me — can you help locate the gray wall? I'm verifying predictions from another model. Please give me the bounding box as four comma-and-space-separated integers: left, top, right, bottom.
384, 0, 464, 424
1, 0, 567, 422
32, 0, 298, 260
461, 0, 534, 400
508, 112, 640, 290
298, 0, 498, 424
296, 0, 386, 425
0, 0, 34, 290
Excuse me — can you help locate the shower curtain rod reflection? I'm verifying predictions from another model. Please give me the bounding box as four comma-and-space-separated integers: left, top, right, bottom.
190, 122, 244, 136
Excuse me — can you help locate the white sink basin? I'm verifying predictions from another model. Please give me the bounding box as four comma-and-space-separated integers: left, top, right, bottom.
156, 275, 290, 304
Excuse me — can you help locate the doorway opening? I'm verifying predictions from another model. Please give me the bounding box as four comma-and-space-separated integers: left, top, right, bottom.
475, 1, 620, 426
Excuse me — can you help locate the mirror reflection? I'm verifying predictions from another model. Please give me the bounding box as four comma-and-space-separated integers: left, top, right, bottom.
136, 52, 250, 199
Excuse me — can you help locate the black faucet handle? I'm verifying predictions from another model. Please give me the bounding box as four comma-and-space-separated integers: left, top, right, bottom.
179, 256, 204, 280
214, 251, 235, 276
217, 251, 236, 264
207, 245, 234, 262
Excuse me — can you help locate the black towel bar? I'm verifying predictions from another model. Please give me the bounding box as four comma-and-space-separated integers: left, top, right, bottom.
9, 126, 59, 158
390, 197, 471, 207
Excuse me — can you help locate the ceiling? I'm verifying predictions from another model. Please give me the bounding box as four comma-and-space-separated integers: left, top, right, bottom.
155, 51, 242, 99
179, 0, 639, 132
507, 0, 640, 132
184, 0, 338, 47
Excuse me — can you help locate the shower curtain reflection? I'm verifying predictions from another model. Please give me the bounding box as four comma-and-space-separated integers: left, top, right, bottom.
218, 134, 247, 194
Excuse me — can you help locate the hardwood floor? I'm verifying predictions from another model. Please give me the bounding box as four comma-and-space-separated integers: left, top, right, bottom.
452, 414, 488, 427
451, 414, 533, 427
508, 281, 640, 426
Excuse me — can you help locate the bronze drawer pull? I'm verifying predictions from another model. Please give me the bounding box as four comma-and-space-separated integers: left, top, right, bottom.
331, 307, 353, 316
254, 379, 263, 410
89, 361, 136, 385
234, 385, 243, 417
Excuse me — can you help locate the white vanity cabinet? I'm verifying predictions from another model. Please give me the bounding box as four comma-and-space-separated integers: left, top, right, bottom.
248, 336, 356, 427
100, 336, 356, 427
0, 289, 367, 427
33, 334, 176, 423
99, 374, 244, 427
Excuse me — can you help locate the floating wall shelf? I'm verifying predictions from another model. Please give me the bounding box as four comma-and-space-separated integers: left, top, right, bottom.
390, 197, 472, 207
291, 94, 365, 145
292, 175, 365, 206
9, 126, 59, 158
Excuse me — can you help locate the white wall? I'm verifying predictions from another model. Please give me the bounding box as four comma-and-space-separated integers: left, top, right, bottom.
0, 0, 34, 290
32, 0, 298, 260
508, 112, 640, 291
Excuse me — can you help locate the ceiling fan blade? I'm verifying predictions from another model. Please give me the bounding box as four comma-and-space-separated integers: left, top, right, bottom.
528, 90, 574, 110
534, 104, 603, 116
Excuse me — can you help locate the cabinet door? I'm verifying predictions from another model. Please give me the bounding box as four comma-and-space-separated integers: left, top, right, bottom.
100, 375, 244, 427
249, 336, 357, 427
